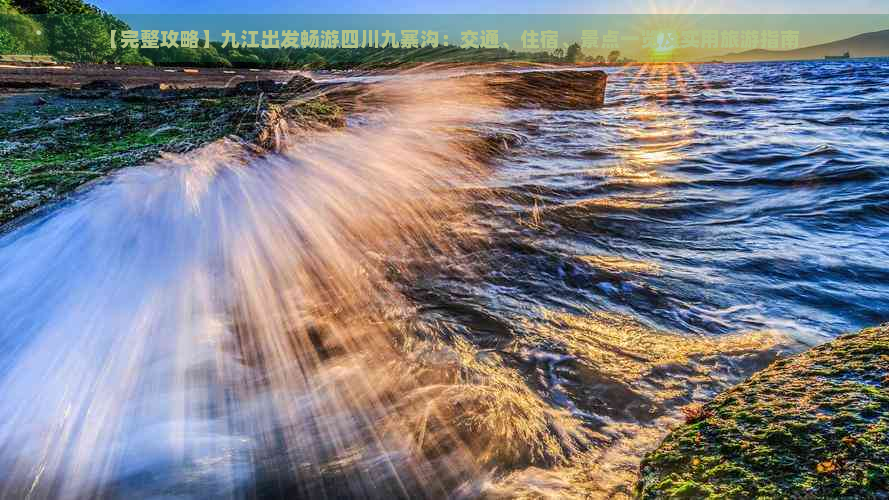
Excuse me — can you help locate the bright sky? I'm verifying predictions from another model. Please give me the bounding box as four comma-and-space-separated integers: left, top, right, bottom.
92, 0, 889, 15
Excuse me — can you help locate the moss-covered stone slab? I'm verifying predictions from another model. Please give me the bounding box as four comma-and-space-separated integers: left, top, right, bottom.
637, 325, 889, 499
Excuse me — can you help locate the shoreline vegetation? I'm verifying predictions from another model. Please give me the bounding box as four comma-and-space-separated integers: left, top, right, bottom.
0, 0, 634, 69
638, 325, 889, 498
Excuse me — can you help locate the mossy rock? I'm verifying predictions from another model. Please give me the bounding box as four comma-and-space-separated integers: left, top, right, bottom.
638, 325, 889, 499
0, 81, 343, 227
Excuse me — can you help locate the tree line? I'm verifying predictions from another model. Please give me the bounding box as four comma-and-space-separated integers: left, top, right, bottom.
0, 0, 633, 68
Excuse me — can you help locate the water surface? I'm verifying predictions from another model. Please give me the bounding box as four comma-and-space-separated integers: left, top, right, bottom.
1, 60, 887, 499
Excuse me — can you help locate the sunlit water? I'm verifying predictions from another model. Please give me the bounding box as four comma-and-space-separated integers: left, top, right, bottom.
480, 60, 889, 341
1, 60, 887, 499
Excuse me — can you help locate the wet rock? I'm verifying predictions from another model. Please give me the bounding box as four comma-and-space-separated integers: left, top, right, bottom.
282, 74, 316, 94
0, 81, 56, 89
1, 72, 346, 227
637, 324, 889, 498
63, 79, 126, 99
482, 70, 607, 109
470, 130, 528, 161
80, 80, 126, 92
254, 106, 284, 150
233, 79, 281, 95
122, 83, 180, 102
129, 82, 179, 92
33, 97, 48, 106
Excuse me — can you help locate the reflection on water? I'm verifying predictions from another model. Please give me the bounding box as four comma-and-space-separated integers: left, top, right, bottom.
577, 255, 661, 275
416, 59, 889, 495
1, 60, 888, 498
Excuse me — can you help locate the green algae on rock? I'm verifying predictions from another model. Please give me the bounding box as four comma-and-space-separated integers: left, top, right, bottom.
0, 80, 343, 227
637, 325, 889, 499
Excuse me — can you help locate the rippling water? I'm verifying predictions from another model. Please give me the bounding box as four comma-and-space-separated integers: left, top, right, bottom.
1, 60, 888, 499
473, 59, 889, 341
392, 59, 889, 495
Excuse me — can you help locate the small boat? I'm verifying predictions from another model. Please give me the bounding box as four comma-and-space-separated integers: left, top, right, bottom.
825, 51, 850, 60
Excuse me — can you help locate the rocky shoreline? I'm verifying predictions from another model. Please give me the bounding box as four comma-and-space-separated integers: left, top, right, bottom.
3, 64, 886, 499
0, 68, 606, 229
0, 75, 342, 228
637, 325, 889, 498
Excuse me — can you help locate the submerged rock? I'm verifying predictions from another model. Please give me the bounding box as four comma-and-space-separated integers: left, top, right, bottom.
637, 325, 889, 498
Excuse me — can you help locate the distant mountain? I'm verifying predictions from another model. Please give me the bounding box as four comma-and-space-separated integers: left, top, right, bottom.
715, 28, 889, 62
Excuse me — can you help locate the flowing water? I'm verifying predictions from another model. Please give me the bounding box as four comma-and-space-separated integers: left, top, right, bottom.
1, 60, 888, 499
